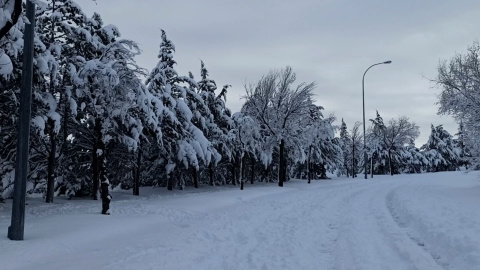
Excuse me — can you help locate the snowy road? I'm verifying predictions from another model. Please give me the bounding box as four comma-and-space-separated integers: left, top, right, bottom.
1, 171, 480, 270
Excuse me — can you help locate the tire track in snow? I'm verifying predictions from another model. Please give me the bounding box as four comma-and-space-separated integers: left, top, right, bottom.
332, 180, 443, 270
386, 188, 448, 270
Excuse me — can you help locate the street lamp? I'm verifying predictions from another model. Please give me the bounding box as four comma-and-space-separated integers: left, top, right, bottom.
362, 60, 391, 179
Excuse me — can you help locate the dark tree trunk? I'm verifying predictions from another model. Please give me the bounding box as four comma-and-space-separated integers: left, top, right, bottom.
92, 133, 99, 199
231, 158, 236, 186
0, 0, 22, 40
352, 144, 355, 178
307, 146, 311, 184
62, 92, 68, 143
307, 162, 311, 184
242, 153, 247, 180
240, 152, 246, 190
45, 10, 57, 203
209, 163, 214, 186
388, 149, 394, 176
193, 167, 199, 188
167, 171, 173, 191
371, 153, 374, 178
133, 147, 141, 196
250, 154, 255, 185
92, 118, 105, 199
320, 163, 328, 179
278, 139, 285, 187
45, 118, 56, 203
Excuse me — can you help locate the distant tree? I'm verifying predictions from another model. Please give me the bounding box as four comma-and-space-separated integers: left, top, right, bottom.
399, 143, 426, 173
370, 113, 419, 175
454, 121, 470, 168
145, 30, 217, 190
339, 119, 351, 177
350, 122, 363, 178
244, 66, 315, 186
230, 113, 260, 190
422, 125, 461, 172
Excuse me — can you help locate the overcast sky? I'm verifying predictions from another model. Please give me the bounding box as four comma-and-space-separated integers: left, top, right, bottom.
79, 0, 480, 146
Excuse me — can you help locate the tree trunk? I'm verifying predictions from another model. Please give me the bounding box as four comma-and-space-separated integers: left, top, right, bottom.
45, 118, 56, 203
193, 167, 199, 188
231, 158, 236, 186
242, 153, 247, 180
91, 122, 99, 200
278, 139, 285, 187
352, 144, 355, 178
388, 149, 394, 176
133, 147, 141, 196
307, 146, 311, 184
92, 118, 106, 199
0, 171, 5, 202
240, 152, 245, 190
62, 92, 68, 143
45, 9, 57, 203
371, 153, 374, 178
209, 163, 214, 186
320, 162, 328, 179
250, 154, 255, 184
167, 171, 173, 191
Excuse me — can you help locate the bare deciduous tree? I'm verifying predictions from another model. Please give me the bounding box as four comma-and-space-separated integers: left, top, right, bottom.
243, 66, 315, 186
371, 115, 419, 175
435, 41, 480, 160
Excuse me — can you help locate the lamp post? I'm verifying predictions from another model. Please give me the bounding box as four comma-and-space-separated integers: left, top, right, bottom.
362, 60, 391, 179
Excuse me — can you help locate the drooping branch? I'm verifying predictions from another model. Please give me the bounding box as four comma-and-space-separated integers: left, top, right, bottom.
0, 0, 22, 40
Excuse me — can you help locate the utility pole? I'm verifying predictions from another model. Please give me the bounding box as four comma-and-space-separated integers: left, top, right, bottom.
8, 0, 36, 241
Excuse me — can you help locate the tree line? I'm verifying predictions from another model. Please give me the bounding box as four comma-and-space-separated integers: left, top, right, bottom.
0, 0, 470, 203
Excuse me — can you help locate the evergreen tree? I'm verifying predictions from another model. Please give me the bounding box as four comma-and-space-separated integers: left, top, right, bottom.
339, 118, 351, 177
422, 125, 461, 172
145, 30, 215, 190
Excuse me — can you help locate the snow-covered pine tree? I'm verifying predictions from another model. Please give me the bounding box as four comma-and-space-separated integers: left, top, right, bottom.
422, 125, 461, 172
350, 122, 363, 178
299, 104, 341, 181
65, 12, 146, 198
230, 112, 260, 190
30, 0, 91, 202
0, 6, 26, 200
145, 30, 216, 190
399, 142, 426, 173
339, 118, 351, 177
369, 111, 388, 175
454, 121, 470, 169
196, 61, 232, 186
180, 62, 220, 188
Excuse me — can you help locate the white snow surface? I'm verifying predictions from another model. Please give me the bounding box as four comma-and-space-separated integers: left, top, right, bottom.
1, 171, 480, 270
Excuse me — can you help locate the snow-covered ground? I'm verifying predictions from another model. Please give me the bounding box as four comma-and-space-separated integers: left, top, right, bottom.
1, 171, 480, 270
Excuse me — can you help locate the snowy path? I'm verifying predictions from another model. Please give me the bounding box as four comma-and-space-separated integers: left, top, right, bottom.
1, 171, 480, 270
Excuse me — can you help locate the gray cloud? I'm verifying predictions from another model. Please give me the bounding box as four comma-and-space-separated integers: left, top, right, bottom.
78, 0, 480, 145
